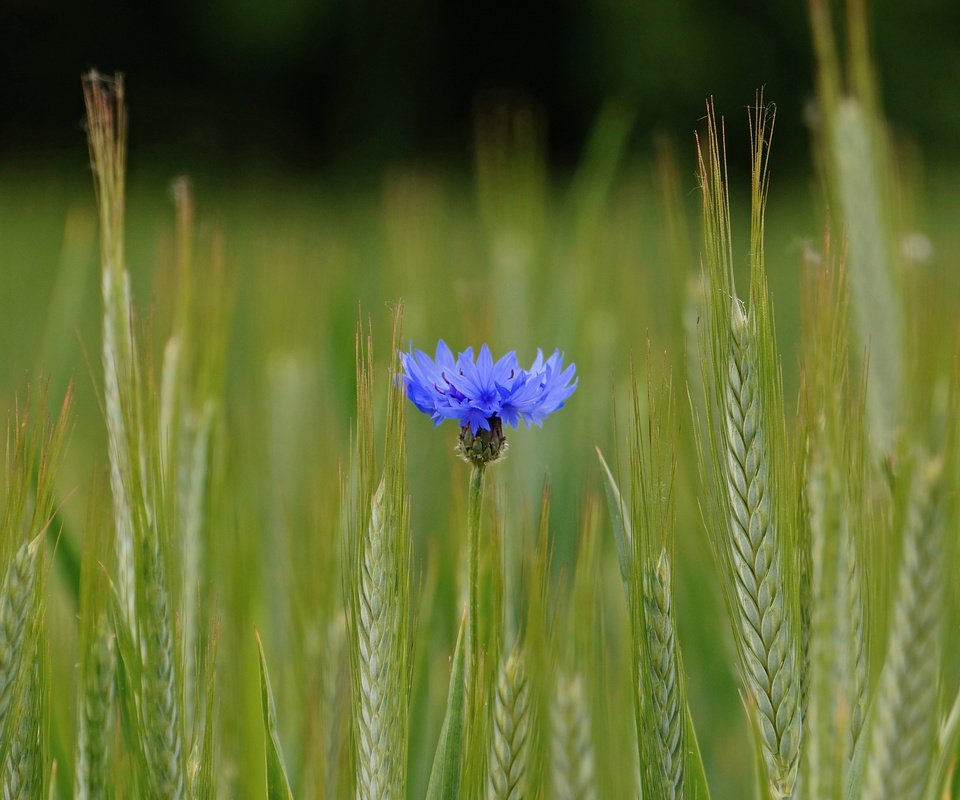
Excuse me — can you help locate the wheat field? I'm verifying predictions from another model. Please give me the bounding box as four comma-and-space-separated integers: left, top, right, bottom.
0, 2, 959, 798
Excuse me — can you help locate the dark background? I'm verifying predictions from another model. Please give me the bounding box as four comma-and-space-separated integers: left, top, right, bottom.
2, 0, 959, 173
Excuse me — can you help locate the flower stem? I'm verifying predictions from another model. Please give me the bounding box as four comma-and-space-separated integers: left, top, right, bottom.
467, 463, 486, 689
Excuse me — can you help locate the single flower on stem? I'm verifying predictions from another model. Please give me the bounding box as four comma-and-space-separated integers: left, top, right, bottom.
401, 339, 576, 794
400, 340, 577, 466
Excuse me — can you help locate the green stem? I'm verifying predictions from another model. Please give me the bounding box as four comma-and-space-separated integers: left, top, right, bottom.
467, 463, 486, 689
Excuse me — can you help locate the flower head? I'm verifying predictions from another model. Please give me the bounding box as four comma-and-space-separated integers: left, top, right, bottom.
400, 340, 577, 465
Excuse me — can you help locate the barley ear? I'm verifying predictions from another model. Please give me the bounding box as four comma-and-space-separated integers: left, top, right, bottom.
348, 309, 411, 800
74, 618, 116, 800
723, 304, 801, 797
861, 458, 944, 800
551, 672, 595, 800
137, 532, 186, 800
0, 537, 43, 731
695, 99, 801, 799
0, 538, 45, 796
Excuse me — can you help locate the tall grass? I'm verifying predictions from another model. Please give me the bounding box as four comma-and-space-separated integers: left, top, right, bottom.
0, 1, 958, 796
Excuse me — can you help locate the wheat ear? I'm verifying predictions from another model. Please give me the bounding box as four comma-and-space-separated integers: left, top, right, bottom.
862, 460, 943, 800
551, 671, 596, 800
356, 478, 400, 800
141, 535, 186, 799
75, 619, 116, 800
487, 647, 530, 800
2, 659, 41, 799
643, 551, 684, 799
724, 302, 801, 797
0, 539, 42, 726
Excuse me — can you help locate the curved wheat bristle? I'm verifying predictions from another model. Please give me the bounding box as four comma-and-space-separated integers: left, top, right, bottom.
551, 671, 596, 800
862, 460, 943, 800
723, 304, 801, 797
487, 648, 530, 800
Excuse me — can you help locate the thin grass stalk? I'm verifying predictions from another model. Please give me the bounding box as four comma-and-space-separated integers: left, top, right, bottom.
847, 522, 868, 751
181, 400, 214, 730
467, 463, 486, 691
487, 647, 529, 800
550, 672, 595, 800
862, 459, 944, 800
82, 73, 137, 631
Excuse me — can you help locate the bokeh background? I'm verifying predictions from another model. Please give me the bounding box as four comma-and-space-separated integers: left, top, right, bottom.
4, 0, 960, 171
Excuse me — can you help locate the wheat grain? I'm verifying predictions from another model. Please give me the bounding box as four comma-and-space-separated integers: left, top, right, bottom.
487, 647, 529, 800
723, 301, 801, 798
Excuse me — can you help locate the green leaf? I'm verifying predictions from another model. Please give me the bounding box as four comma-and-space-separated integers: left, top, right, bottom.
683, 701, 712, 800
255, 630, 294, 800
425, 610, 467, 800
595, 447, 632, 589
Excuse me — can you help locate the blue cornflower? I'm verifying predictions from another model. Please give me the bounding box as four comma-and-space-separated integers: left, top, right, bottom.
400, 340, 577, 465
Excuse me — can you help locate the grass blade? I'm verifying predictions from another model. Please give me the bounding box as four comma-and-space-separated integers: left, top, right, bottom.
425, 611, 467, 800
256, 630, 294, 800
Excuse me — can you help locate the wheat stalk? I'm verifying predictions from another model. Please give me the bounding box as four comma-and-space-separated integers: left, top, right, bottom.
83, 73, 138, 632
487, 647, 530, 800
723, 301, 801, 798
550, 671, 596, 800
847, 522, 868, 751
861, 459, 943, 800
830, 99, 902, 456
